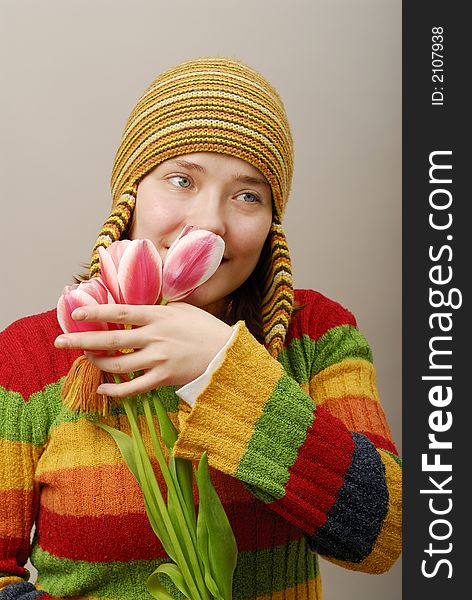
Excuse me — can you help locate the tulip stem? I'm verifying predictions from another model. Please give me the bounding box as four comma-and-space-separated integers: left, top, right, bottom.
121, 396, 205, 600
142, 396, 193, 532
146, 393, 197, 533
141, 394, 208, 600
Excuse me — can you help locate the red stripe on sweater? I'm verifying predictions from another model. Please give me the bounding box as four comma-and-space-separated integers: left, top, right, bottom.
288, 290, 357, 344
226, 499, 304, 551
268, 406, 355, 534
36, 497, 303, 562
37, 506, 166, 562
0, 309, 81, 400
0, 537, 30, 575
361, 431, 398, 455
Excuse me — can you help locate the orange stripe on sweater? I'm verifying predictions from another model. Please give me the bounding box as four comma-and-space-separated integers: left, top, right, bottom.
39, 458, 256, 519
322, 395, 394, 443
38, 463, 149, 517
0, 489, 35, 536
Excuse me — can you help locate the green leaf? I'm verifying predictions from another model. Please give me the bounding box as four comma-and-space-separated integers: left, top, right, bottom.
148, 563, 191, 599
166, 479, 193, 568
146, 566, 176, 600
196, 490, 222, 600
196, 453, 238, 600
171, 455, 197, 528
151, 391, 178, 450
94, 422, 139, 481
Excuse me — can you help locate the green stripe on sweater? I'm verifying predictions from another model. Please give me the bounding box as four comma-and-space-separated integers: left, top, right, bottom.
32, 539, 317, 600
0, 383, 63, 446
309, 325, 373, 377
0, 380, 181, 446
277, 325, 373, 385
32, 545, 171, 600
233, 538, 318, 600
277, 334, 315, 384
235, 372, 315, 503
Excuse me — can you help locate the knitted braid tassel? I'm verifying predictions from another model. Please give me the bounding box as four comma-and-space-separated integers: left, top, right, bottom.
61, 355, 114, 416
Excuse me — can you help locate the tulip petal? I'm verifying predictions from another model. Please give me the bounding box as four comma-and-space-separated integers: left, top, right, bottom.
107, 239, 132, 269
57, 289, 108, 334
165, 224, 198, 258
161, 225, 197, 289
162, 230, 225, 302
118, 239, 163, 305
81, 277, 110, 305
98, 246, 121, 303
60, 283, 79, 295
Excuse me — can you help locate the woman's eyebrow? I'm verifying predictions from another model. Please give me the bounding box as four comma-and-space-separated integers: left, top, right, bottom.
173, 159, 206, 173
233, 174, 270, 187
171, 159, 269, 186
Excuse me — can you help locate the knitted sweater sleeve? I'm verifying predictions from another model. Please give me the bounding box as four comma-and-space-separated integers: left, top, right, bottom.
173, 290, 402, 574
0, 315, 65, 600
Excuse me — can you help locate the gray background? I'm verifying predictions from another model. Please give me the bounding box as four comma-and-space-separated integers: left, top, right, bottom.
0, 0, 401, 598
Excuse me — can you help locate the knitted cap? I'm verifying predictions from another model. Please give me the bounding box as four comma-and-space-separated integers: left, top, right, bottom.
91, 57, 294, 356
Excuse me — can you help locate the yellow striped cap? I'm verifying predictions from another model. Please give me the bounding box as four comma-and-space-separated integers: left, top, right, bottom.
91, 56, 294, 355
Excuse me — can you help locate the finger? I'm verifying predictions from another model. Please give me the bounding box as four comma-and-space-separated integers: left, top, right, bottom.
85, 349, 161, 374
71, 304, 162, 326
54, 327, 147, 351
97, 370, 163, 398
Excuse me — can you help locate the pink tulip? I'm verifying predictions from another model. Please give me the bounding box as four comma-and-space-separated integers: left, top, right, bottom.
161, 226, 225, 303
98, 239, 163, 305
57, 278, 111, 334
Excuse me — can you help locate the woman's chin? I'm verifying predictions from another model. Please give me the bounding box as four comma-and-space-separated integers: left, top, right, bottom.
183, 287, 229, 317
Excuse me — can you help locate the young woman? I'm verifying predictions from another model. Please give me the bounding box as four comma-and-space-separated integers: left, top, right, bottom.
0, 57, 402, 600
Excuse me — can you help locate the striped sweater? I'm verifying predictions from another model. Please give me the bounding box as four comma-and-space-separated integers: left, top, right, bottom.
0, 289, 402, 600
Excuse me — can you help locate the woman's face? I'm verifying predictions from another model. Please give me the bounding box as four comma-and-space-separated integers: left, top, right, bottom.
129, 152, 273, 311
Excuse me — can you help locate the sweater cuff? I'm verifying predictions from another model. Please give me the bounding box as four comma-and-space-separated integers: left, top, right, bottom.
176, 324, 240, 407
173, 321, 315, 495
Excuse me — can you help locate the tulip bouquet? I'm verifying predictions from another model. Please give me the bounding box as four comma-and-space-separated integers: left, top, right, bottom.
57, 226, 237, 600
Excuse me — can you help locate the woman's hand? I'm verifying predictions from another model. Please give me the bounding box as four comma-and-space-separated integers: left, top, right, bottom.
54, 302, 233, 397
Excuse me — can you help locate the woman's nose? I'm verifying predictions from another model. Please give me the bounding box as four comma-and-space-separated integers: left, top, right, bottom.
186, 193, 226, 237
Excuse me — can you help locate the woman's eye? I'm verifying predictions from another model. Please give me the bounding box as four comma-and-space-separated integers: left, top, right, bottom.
170, 176, 192, 188
238, 192, 259, 203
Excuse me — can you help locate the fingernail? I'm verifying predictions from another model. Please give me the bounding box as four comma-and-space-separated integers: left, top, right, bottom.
97, 386, 106, 394
55, 336, 69, 348
72, 308, 87, 320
